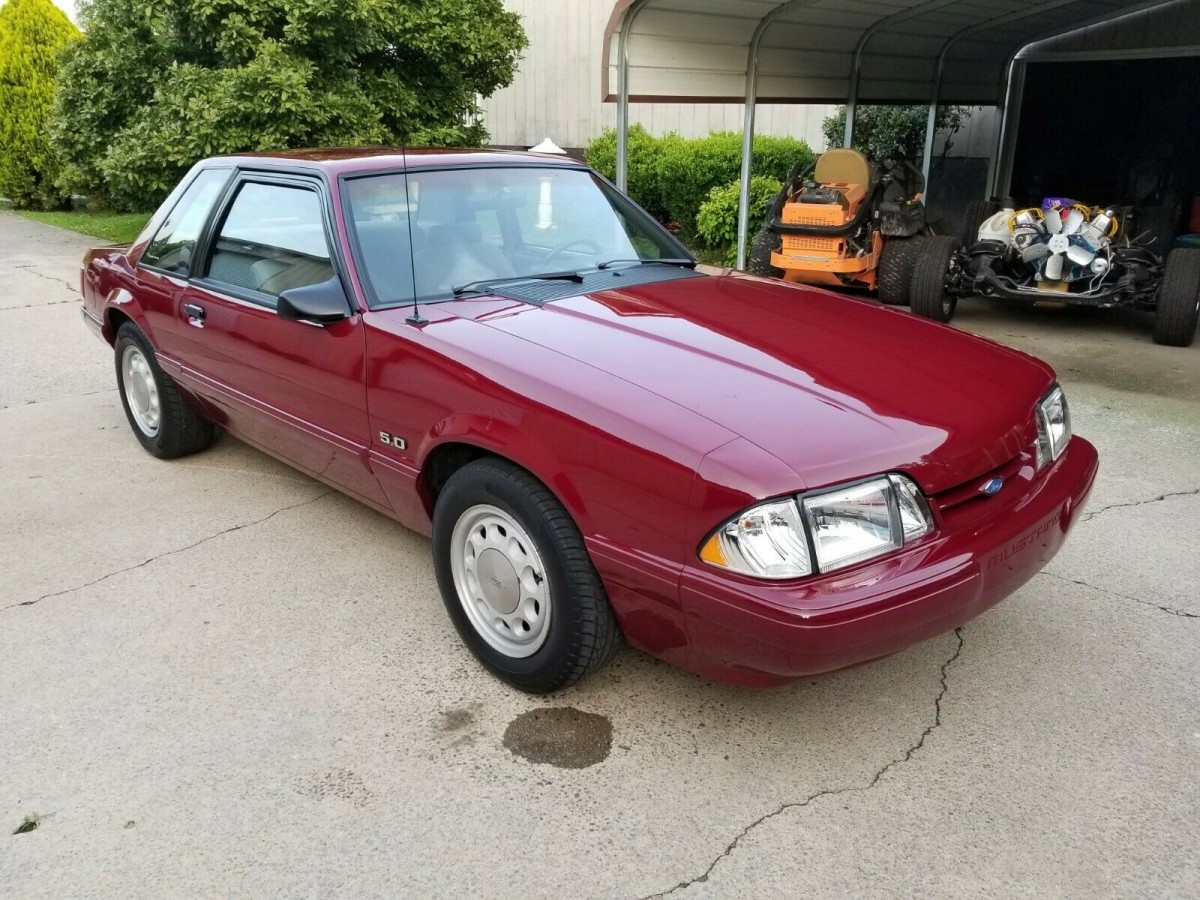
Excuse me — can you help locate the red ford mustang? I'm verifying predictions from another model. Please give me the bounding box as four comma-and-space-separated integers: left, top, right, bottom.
80, 149, 1098, 692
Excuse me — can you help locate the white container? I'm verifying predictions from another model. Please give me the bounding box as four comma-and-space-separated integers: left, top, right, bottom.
977, 204, 1017, 246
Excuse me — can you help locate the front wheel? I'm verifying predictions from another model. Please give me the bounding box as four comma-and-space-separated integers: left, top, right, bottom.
115, 322, 214, 458
747, 227, 783, 278
1153, 248, 1200, 347
909, 235, 961, 323
432, 458, 621, 693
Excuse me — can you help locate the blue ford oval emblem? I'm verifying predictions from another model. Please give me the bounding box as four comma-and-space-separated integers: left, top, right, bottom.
979, 476, 1004, 496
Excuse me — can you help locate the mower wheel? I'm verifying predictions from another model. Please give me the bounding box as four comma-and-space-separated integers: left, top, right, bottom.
747, 228, 783, 278
1153, 248, 1200, 347
961, 199, 998, 246
910, 235, 961, 323
878, 237, 922, 305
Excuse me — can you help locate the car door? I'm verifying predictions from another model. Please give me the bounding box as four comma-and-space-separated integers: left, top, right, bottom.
172, 171, 389, 510
133, 167, 232, 362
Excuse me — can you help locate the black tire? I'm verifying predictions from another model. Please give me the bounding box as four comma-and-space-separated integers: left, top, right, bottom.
747, 227, 783, 278
909, 235, 961, 323
1134, 206, 1178, 255
877, 237, 922, 305
114, 322, 215, 459
1153, 248, 1200, 347
961, 199, 998, 246
432, 458, 621, 693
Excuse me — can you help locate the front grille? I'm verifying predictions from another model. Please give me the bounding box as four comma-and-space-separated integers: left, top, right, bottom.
933, 450, 1031, 514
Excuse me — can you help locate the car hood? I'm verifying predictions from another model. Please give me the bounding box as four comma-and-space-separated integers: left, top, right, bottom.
447, 271, 1055, 495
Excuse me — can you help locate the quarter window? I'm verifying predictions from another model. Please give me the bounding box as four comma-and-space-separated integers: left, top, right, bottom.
206, 182, 333, 302
140, 168, 229, 275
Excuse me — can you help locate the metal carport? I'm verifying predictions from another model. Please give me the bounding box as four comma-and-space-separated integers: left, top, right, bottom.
601, 0, 1192, 267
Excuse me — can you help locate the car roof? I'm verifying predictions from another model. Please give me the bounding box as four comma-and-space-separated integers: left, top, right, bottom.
210, 147, 586, 175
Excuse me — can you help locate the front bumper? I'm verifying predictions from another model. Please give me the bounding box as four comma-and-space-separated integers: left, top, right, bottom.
675, 436, 1099, 686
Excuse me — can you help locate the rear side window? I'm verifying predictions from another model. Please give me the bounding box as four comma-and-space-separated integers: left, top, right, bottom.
141, 168, 229, 274
206, 181, 333, 303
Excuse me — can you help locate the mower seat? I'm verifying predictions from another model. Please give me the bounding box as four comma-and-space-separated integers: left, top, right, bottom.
813, 148, 872, 188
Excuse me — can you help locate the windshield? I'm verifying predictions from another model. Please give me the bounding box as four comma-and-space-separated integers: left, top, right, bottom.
344, 166, 689, 307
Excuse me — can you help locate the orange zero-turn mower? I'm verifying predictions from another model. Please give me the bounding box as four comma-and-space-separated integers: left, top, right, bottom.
747, 148, 928, 304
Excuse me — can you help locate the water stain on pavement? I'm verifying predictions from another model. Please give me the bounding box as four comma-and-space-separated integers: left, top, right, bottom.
503, 707, 612, 769
294, 768, 374, 808
438, 703, 481, 733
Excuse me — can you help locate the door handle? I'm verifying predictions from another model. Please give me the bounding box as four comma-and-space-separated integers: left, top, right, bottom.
183, 302, 206, 324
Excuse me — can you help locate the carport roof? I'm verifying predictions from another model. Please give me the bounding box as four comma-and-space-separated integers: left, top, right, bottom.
602, 0, 1181, 106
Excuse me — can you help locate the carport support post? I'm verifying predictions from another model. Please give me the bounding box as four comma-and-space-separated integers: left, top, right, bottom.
738, 1, 814, 268
735, 41, 765, 270
919, 55, 946, 200
614, 0, 650, 193
615, 22, 631, 191
920, 100, 938, 198
843, 82, 858, 148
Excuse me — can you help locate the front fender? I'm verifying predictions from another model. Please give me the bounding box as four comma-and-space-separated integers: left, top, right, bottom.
419, 413, 591, 532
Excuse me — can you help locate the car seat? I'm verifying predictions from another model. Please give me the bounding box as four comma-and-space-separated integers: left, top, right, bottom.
413, 222, 516, 297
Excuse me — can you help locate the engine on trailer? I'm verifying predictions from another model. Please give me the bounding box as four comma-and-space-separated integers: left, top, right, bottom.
977, 200, 1120, 285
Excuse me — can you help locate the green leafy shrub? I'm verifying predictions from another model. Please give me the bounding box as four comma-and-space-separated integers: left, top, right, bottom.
50, 0, 528, 210
586, 128, 813, 241
0, 0, 79, 209
583, 124, 674, 222
695, 176, 781, 267
821, 105, 971, 164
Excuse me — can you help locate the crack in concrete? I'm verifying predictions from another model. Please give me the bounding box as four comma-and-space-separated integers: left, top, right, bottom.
1082, 487, 1199, 522
640, 628, 966, 899
12, 264, 76, 294
2, 490, 332, 613
1038, 571, 1197, 619
0, 298, 76, 311
0, 388, 116, 411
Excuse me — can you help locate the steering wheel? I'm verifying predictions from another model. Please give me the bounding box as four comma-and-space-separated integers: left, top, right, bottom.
540, 238, 602, 268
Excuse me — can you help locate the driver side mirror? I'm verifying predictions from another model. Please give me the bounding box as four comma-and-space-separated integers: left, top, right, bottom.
277, 276, 352, 325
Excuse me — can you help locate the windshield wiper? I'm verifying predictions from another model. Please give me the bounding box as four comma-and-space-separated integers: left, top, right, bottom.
595, 257, 697, 270
452, 270, 584, 297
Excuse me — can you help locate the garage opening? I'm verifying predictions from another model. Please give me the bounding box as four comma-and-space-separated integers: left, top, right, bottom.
1010, 55, 1200, 252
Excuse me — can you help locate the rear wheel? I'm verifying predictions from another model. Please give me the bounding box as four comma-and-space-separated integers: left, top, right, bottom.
961, 199, 998, 246
877, 237, 922, 305
1153, 248, 1200, 347
115, 322, 214, 458
909, 235, 961, 323
432, 458, 622, 693
747, 227, 783, 278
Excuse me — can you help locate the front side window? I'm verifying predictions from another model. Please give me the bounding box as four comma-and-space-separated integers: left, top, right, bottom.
140, 168, 229, 274
344, 166, 684, 307
206, 181, 333, 303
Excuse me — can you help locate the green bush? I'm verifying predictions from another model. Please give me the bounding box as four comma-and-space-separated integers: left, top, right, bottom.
0, 0, 79, 209
821, 104, 971, 164
50, 0, 528, 210
585, 128, 813, 241
583, 124, 673, 222
695, 176, 781, 267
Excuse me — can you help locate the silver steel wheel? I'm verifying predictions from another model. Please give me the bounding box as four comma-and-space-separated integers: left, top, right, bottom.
121, 345, 161, 437
449, 504, 551, 658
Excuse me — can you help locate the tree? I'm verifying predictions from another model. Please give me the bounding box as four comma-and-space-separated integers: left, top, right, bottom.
51, 0, 528, 209
0, 0, 79, 209
821, 104, 971, 164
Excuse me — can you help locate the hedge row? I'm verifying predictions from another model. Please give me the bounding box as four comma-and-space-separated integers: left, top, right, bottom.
585, 125, 813, 245
694, 176, 783, 268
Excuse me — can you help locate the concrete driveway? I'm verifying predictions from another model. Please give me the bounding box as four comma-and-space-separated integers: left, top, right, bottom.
2, 211, 1197, 898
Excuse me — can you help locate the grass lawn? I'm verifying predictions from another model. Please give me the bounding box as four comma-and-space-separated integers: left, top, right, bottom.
11, 209, 152, 244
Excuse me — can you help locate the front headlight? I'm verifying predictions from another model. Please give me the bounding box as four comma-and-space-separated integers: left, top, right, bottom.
1036, 384, 1071, 466
700, 473, 934, 580
699, 497, 812, 579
